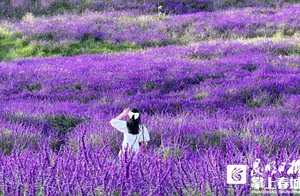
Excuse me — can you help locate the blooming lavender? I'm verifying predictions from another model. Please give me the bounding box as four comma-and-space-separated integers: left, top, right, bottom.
0, 35, 299, 194
4, 4, 297, 46
0, 0, 286, 19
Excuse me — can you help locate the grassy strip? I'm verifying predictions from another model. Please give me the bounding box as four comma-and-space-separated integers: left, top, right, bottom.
1, 27, 299, 61
0, 32, 140, 61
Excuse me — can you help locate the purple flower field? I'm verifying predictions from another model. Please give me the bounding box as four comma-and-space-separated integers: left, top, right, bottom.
0, 2, 300, 196
10, 4, 300, 45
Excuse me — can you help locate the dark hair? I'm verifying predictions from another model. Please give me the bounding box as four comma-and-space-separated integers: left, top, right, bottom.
126, 108, 141, 135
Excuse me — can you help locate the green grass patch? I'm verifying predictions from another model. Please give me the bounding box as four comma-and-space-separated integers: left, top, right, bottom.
1, 27, 299, 62
0, 32, 23, 61
47, 38, 140, 57
0, 32, 140, 61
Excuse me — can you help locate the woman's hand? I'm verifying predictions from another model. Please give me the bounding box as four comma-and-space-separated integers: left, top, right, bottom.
113, 108, 131, 120
121, 108, 130, 116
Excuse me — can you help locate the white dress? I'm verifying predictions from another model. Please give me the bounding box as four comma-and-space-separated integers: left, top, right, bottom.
109, 119, 150, 154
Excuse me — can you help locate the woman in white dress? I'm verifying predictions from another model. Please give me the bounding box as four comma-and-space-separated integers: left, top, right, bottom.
109, 108, 150, 156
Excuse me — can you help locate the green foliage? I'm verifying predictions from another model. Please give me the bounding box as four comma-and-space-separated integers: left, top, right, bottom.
32, 33, 56, 41
68, 138, 79, 153
247, 28, 276, 38
15, 38, 30, 47
55, 83, 82, 91
199, 130, 229, 149
79, 95, 97, 104
272, 31, 283, 43
213, 0, 277, 9
255, 135, 289, 155
15, 44, 44, 58
57, 38, 140, 56
36, 38, 140, 57
285, 0, 300, 3
196, 129, 252, 152
3, 112, 87, 152
159, 146, 183, 160
293, 46, 300, 56
0, 32, 42, 61
0, 33, 140, 61
245, 98, 263, 108
189, 53, 218, 60
0, 32, 17, 61
48, 1, 72, 14
113, 190, 121, 196
282, 28, 295, 36
74, 83, 82, 90
196, 74, 225, 83
46, 114, 87, 152
242, 89, 284, 108
195, 92, 209, 100
140, 39, 171, 48
5, 112, 43, 128
0, 130, 38, 155
49, 137, 66, 152
27, 82, 42, 92
46, 114, 85, 136
269, 45, 300, 57
242, 65, 258, 72
37, 183, 44, 196
127, 89, 137, 95
5, 112, 87, 137
143, 81, 157, 91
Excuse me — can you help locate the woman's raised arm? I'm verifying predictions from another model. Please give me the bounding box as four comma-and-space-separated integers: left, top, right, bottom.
109, 108, 130, 132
